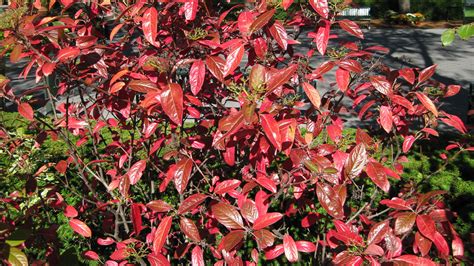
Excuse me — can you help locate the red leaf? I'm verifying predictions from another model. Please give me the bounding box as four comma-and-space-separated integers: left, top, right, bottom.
237, 11, 255, 36
10, 44, 23, 63
344, 144, 367, 179
282, 0, 294, 10
184, 0, 198, 21
241, 200, 258, 223
146, 200, 173, 213
142, 7, 160, 48
379, 105, 393, 133
415, 92, 438, 117
316, 183, 344, 219
148, 253, 170, 266
127, 160, 146, 185
205, 56, 225, 82
295, 241, 316, 253
211, 202, 244, 230
172, 158, 193, 194
161, 83, 184, 126
64, 205, 78, 218
42, 62, 56, 76
391, 255, 436, 266
367, 220, 390, 245
314, 20, 330, 55
266, 64, 298, 93
416, 215, 437, 241
57, 47, 80, 62
302, 82, 321, 109
152, 216, 172, 254
189, 60, 205, 95
97, 237, 115, 246
83, 250, 99, 261
391, 95, 415, 112
180, 217, 201, 242
214, 179, 241, 195
399, 68, 415, 84
283, 234, 299, 262
261, 113, 282, 151
269, 21, 288, 50
255, 229, 275, 249
18, 102, 34, 121
265, 244, 284, 260
395, 212, 416, 235
414, 232, 432, 257
249, 9, 276, 35
223, 43, 244, 77
402, 135, 416, 153
370, 76, 391, 95
440, 113, 467, 133
191, 246, 204, 266
432, 231, 450, 256
336, 68, 350, 92
418, 64, 437, 83
131, 203, 143, 235
256, 176, 277, 193
218, 230, 245, 252
310, 0, 329, 19
366, 161, 390, 193
444, 85, 461, 98
110, 82, 126, 94
177, 194, 207, 214
338, 19, 364, 39
129, 79, 159, 93
69, 219, 92, 238
253, 212, 283, 230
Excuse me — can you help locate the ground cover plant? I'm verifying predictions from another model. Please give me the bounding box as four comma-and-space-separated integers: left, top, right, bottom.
0, 0, 472, 265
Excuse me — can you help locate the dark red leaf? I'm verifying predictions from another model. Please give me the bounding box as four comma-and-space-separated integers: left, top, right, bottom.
177, 194, 207, 214
260, 113, 282, 151
161, 83, 184, 126
147, 200, 173, 213
253, 212, 283, 230
344, 144, 367, 179
57, 47, 80, 62
255, 229, 275, 249
152, 216, 172, 254
131, 203, 143, 235
172, 158, 193, 194
211, 202, 244, 229
214, 179, 241, 195
180, 217, 201, 242
399, 68, 415, 84
218, 230, 245, 252
316, 183, 344, 219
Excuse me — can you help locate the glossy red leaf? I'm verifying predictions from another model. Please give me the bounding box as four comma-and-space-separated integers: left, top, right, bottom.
418, 64, 437, 83
370, 76, 391, 95
189, 60, 205, 95
180, 217, 201, 242
57, 47, 80, 62
152, 216, 172, 254
83, 250, 99, 261
283, 234, 299, 262
399, 68, 415, 84
310, 0, 329, 19
177, 194, 207, 214
127, 160, 146, 185
379, 105, 393, 133
344, 144, 367, 179
282, 0, 294, 10
241, 200, 258, 224
161, 83, 184, 126
391, 255, 436, 266
191, 246, 204, 266
391, 95, 415, 112
131, 203, 143, 235
432, 231, 450, 256
402, 135, 416, 153
416, 214, 437, 241
256, 176, 277, 193
414, 231, 432, 256
184, 0, 198, 21
380, 198, 412, 210
265, 244, 284, 260
253, 212, 283, 230
211, 202, 244, 230
255, 229, 275, 249
69, 219, 92, 238
142, 7, 159, 48
266, 64, 298, 93
237, 11, 255, 36
295, 241, 316, 253
260, 113, 282, 151
205, 56, 225, 82
315, 20, 330, 55
172, 158, 193, 194
218, 230, 245, 252
366, 161, 390, 193
42, 62, 56, 76
302, 82, 321, 109
336, 68, 350, 92
444, 85, 461, 98
223, 43, 244, 77
249, 9, 276, 35
214, 179, 241, 195
147, 200, 173, 213
269, 20, 288, 50
148, 253, 170, 266
18, 102, 34, 121
415, 92, 438, 117
367, 220, 390, 245
338, 19, 364, 39
64, 205, 78, 218
316, 183, 344, 219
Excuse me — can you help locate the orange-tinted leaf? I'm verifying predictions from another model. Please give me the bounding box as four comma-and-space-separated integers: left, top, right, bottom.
69, 219, 92, 238
214, 179, 241, 195
418, 64, 437, 83
206, 56, 225, 82
129, 79, 159, 93
302, 82, 321, 109
18, 102, 34, 121
249, 9, 276, 35
218, 230, 245, 252
110, 82, 126, 94
241, 199, 258, 223
316, 183, 344, 219
367, 220, 390, 245
344, 144, 367, 179
395, 212, 416, 235
161, 83, 184, 126
415, 92, 438, 117
152, 216, 172, 254
266, 64, 297, 93
147, 200, 173, 212
254, 229, 275, 249
211, 202, 244, 230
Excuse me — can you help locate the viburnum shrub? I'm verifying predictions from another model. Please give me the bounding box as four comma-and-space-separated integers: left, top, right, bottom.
0, 0, 471, 265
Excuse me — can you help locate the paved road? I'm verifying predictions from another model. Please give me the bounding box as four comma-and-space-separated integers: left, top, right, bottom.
3, 28, 473, 125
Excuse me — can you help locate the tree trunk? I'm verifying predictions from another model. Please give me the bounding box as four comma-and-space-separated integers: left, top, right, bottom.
398, 0, 411, 13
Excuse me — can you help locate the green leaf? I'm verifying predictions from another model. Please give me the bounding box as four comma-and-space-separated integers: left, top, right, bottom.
441, 29, 455, 46
457, 24, 474, 40
5, 229, 30, 247
8, 247, 28, 266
